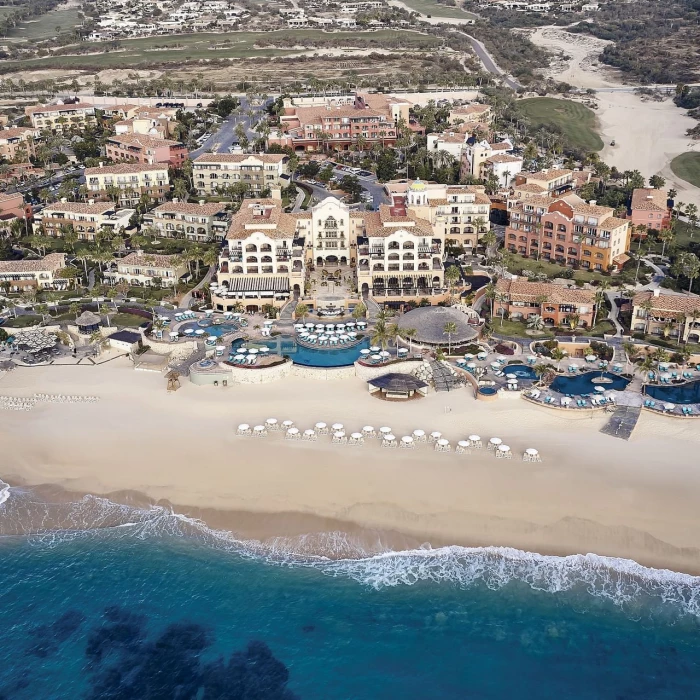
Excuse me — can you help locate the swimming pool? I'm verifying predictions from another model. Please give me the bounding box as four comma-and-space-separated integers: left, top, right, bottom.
231, 335, 372, 368
550, 371, 630, 395
504, 364, 538, 380
645, 380, 700, 405
181, 322, 237, 338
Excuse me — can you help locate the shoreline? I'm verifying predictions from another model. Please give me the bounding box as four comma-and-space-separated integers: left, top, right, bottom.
3, 361, 700, 576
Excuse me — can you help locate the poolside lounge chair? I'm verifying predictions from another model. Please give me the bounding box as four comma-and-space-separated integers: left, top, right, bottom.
246, 355, 257, 365
544, 396, 554, 404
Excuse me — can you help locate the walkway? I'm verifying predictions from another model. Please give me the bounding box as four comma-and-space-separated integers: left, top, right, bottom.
604, 290, 624, 337
429, 359, 462, 392
178, 267, 215, 309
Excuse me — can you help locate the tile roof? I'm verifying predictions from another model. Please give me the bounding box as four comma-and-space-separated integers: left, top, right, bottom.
107, 133, 181, 148
119, 252, 182, 268
496, 278, 595, 305
0, 127, 35, 141
26, 102, 94, 115
85, 163, 169, 175
632, 291, 700, 315
434, 132, 466, 144
43, 202, 114, 215
485, 154, 522, 164
489, 141, 511, 151
0, 253, 65, 274
598, 216, 629, 232
293, 105, 392, 124
151, 201, 227, 216
526, 168, 573, 182
514, 182, 547, 193
226, 199, 297, 240
631, 188, 669, 212
193, 153, 286, 164
451, 104, 490, 117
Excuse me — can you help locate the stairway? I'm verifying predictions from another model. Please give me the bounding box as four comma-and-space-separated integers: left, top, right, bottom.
429, 360, 462, 392
364, 296, 382, 321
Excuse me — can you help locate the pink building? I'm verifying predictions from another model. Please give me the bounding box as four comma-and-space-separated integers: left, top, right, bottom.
104, 134, 187, 167
629, 188, 671, 232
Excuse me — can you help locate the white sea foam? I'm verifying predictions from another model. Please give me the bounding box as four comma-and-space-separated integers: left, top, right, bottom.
0, 480, 10, 506
1, 487, 700, 617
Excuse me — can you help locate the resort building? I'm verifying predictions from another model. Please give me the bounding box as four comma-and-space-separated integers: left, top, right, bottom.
0, 127, 38, 161
631, 290, 700, 342
505, 193, 631, 271
355, 198, 446, 302
104, 134, 188, 167
192, 153, 290, 197
494, 278, 596, 328
426, 131, 469, 160
385, 180, 491, 253
113, 117, 170, 140
460, 139, 515, 181
213, 198, 305, 311
103, 251, 188, 288
629, 188, 672, 232
142, 201, 231, 242
269, 92, 410, 152
482, 153, 524, 189
513, 168, 575, 196
0, 253, 69, 292
0, 192, 32, 223
84, 163, 171, 206
37, 200, 134, 240
24, 102, 96, 133
448, 104, 492, 124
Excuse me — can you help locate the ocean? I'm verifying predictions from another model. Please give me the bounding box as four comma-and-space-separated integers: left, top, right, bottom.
1, 481, 700, 699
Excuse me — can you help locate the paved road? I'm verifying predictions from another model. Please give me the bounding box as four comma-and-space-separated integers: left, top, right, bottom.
294, 164, 390, 209
458, 32, 521, 91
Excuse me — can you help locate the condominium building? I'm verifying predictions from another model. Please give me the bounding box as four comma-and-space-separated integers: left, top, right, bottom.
25, 102, 96, 132
85, 163, 170, 206
506, 193, 631, 272
0, 127, 38, 161
448, 104, 492, 124
36, 201, 134, 240
142, 201, 231, 242
513, 168, 575, 196
104, 134, 188, 167
385, 180, 491, 253
0, 192, 32, 223
631, 289, 700, 342
0, 253, 69, 292
460, 139, 514, 180
192, 153, 289, 197
104, 252, 188, 288
494, 278, 596, 328
213, 198, 305, 311
629, 188, 671, 232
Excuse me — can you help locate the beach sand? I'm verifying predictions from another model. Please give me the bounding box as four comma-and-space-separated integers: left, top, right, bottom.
528, 26, 700, 208
2, 360, 700, 574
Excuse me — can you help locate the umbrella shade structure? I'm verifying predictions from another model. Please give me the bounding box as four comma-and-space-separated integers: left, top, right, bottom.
664, 403, 676, 411
595, 386, 605, 393
367, 373, 429, 400
397, 306, 478, 346
12, 329, 57, 354
370, 346, 381, 353
75, 310, 102, 335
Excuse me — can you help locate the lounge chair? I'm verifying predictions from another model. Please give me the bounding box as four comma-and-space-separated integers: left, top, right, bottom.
246, 355, 257, 365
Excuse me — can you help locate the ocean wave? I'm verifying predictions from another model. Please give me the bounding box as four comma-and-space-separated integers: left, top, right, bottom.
1, 484, 700, 617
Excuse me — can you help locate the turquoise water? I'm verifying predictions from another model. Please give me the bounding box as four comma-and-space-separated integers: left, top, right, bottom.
504, 364, 538, 380
1, 484, 700, 698
551, 371, 630, 395
181, 321, 238, 338
646, 380, 700, 405
232, 336, 372, 368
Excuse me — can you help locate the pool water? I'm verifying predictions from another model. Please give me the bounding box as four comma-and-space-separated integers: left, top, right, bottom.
232, 335, 371, 368
646, 379, 700, 405
478, 387, 497, 395
181, 322, 237, 338
504, 364, 538, 380
551, 371, 630, 395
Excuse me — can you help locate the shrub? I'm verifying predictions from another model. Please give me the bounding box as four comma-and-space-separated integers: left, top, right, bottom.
494, 343, 515, 355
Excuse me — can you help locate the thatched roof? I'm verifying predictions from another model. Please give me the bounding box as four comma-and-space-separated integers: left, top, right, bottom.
368, 373, 428, 392
76, 310, 101, 326
397, 306, 478, 345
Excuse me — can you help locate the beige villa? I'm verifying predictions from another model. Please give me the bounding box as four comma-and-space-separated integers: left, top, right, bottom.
104, 252, 188, 288
632, 290, 700, 343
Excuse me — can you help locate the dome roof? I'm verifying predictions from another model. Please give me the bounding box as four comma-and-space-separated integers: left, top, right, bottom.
409, 180, 427, 191
397, 306, 478, 345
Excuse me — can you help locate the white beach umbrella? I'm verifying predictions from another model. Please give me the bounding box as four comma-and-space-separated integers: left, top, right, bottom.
489, 437, 502, 447
332, 423, 344, 431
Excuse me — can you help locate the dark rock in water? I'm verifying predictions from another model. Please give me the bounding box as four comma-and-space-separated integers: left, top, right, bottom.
27, 609, 86, 658
302, 625, 315, 633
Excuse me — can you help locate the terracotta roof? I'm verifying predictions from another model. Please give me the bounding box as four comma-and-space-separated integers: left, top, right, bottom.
151, 202, 227, 216
85, 163, 169, 176
514, 182, 547, 193
293, 105, 393, 124
496, 278, 595, 305
489, 141, 511, 151
0, 253, 65, 274
598, 216, 629, 232
485, 154, 521, 164
526, 168, 573, 182
0, 127, 35, 141
631, 188, 668, 212
193, 153, 286, 164
43, 202, 114, 215
119, 252, 181, 268
433, 132, 466, 144
26, 102, 94, 115
226, 199, 298, 240
632, 291, 700, 315
356, 92, 412, 110
107, 133, 180, 148
451, 104, 490, 117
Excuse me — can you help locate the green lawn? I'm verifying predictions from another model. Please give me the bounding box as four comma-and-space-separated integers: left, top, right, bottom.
506, 254, 610, 284
516, 97, 604, 153
5, 7, 83, 42
109, 313, 149, 327
399, 0, 477, 20
2, 29, 441, 69
492, 318, 554, 339
4, 314, 43, 328
670, 152, 700, 189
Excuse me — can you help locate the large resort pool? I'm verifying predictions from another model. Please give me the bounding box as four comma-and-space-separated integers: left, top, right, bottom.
231, 336, 371, 368
645, 380, 700, 405
550, 371, 630, 395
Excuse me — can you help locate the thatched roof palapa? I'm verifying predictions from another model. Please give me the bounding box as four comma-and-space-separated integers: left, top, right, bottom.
368, 373, 428, 392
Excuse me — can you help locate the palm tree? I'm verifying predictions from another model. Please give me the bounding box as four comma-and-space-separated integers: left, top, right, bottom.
592, 289, 606, 328
527, 314, 544, 332
376, 308, 394, 323
480, 230, 497, 259
371, 319, 391, 350
483, 282, 497, 318
639, 298, 654, 334
69, 301, 81, 320
294, 303, 309, 322
495, 291, 508, 326
402, 327, 417, 351
640, 355, 656, 382
443, 321, 457, 355
444, 265, 460, 300
387, 322, 401, 348
99, 303, 113, 327
658, 227, 674, 258
566, 313, 580, 332
661, 321, 674, 340
550, 347, 566, 371
622, 341, 638, 373
352, 302, 367, 320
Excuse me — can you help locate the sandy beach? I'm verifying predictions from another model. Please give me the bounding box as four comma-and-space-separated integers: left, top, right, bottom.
528, 26, 700, 208
2, 360, 700, 574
